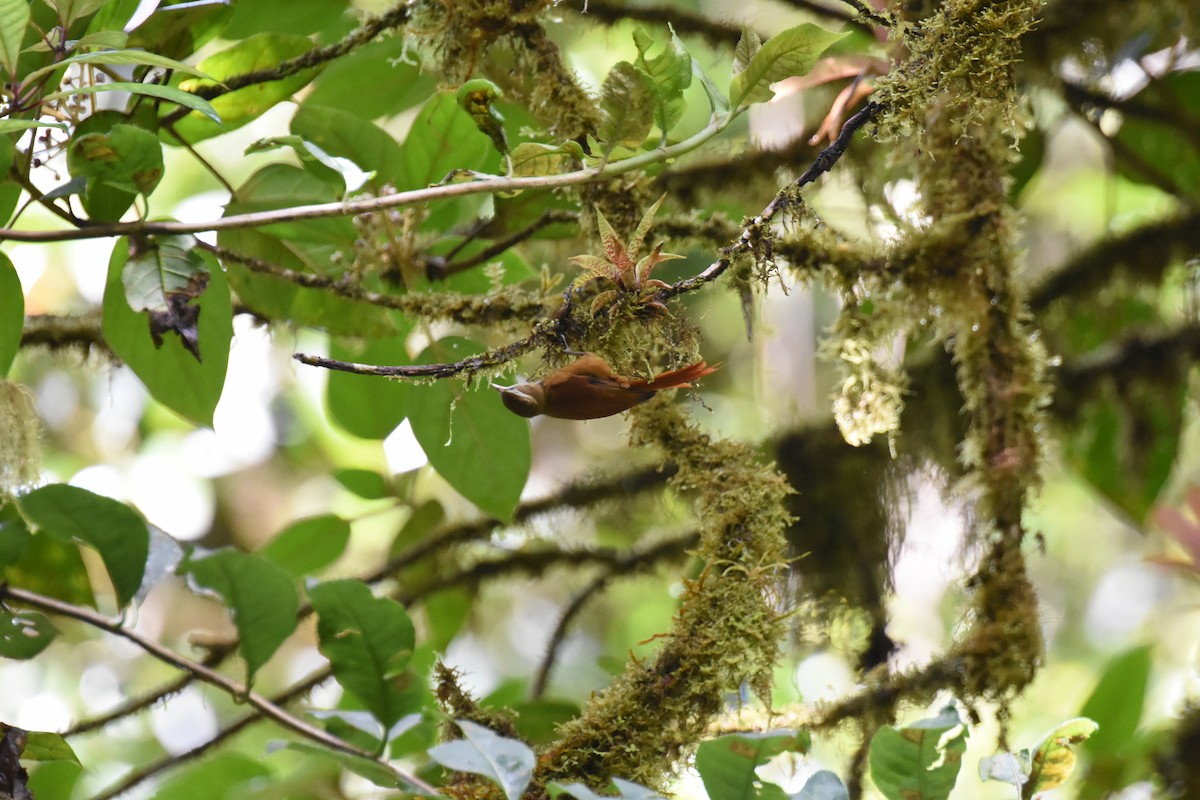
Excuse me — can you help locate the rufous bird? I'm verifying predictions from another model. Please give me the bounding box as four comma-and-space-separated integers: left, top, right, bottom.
492, 353, 718, 420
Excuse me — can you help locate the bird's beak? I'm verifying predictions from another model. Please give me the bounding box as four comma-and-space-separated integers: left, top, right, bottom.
490, 383, 509, 392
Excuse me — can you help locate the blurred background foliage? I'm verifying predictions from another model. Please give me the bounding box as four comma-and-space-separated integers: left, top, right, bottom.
2, 0, 1200, 798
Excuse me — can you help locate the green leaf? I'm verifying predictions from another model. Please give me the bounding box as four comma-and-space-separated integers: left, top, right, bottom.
794, 771, 849, 800
0, 0, 29, 77
733, 28, 762, 76
326, 332, 412, 439
308, 579, 416, 728
0, 609, 57, 659
21, 731, 79, 764
695, 731, 801, 800
6, 529, 95, 608
428, 720, 535, 800
22, 48, 215, 85
67, 123, 163, 197
1080, 646, 1150, 756
183, 548, 299, 683
102, 237, 231, 426
333, 468, 394, 500
223, 162, 355, 244
405, 337, 531, 521
0, 120, 68, 134
598, 62, 657, 149
509, 141, 584, 178
172, 33, 316, 141
259, 514, 352, 579
222, 0, 347, 38
399, 91, 498, 190
693, 59, 730, 117
276, 741, 414, 790
153, 752, 270, 800
291, 104, 406, 188
123, 0, 231, 60
1027, 718, 1099, 795
303, 35, 433, 120
44, 0, 107, 27
867, 706, 967, 800
121, 234, 206, 311
389, 500, 445, 554
19, 484, 149, 608
729, 23, 847, 107
27, 759, 83, 800
422, 587, 470, 652
43, 82, 221, 122
0, 505, 32, 568
1114, 71, 1200, 201
0, 252, 21, 375
507, 699, 580, 745
633, 27, 693, 138
1062, 377, 1186, 521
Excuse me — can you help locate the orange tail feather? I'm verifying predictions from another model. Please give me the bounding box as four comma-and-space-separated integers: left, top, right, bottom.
639, 360, 719, 392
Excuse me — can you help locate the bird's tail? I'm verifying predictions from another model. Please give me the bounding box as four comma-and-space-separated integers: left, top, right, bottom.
639, 360, 719, 391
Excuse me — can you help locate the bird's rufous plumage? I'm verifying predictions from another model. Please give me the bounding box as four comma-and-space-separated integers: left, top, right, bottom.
492, 354, 718, 420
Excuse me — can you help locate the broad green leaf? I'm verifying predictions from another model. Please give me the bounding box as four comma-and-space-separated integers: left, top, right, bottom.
795, 771, 849, 800
633, 27, 693, 138
0, 609, 57, 659
405, 337, 530, 521
43, 82, 220, 122
27, 760, 83, 800
1114, 71, 1200, 200
123, 0, 231, 59
598, 61, 657, 149
1062, 378, 1186, 521
389, 499, 445, 554
428, 720, 535, 800
23, 48, 214, 85
0, 505, 31, 568
66, 30, 128, 50
20, 484, 149, 608
44, 0, 107, 27
102, 238, 231, 426
733, 28, 762, 76
218, 229, 396, 337
5, 529, 95, 608
21, 731, 79, 764
276, 741, 414, 790
291, 104, 406, 188
222, 0, 347, 39
308, 579, 416, 728
422, 586, 469, 652
333, 468, 393, 500
1027, 718, 1099, 795
183, 548, 299, 683
0, 0, 29, 77
153, 752, 270, 800
695, 731, 801, 800
172, 33, 316, 141
867, 706, 967, 800
259, 514, 352, 579
303, 34, 433, 120
67, 124, 163, 197
121, 234, 206, 311
509, 141, 583, 178
1080, 645, 1151, 756
223, 162, 355, 244
729, 24, 847, 107
399, 92, 498, 190
0, 252, 21, 375
327, 333, 412, 439
63, 109, 147, 222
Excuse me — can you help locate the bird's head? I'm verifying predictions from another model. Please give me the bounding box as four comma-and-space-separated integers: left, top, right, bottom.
491, 381, 545, 418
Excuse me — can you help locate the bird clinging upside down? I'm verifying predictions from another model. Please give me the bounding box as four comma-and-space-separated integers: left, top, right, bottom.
491, 354, 718, 420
